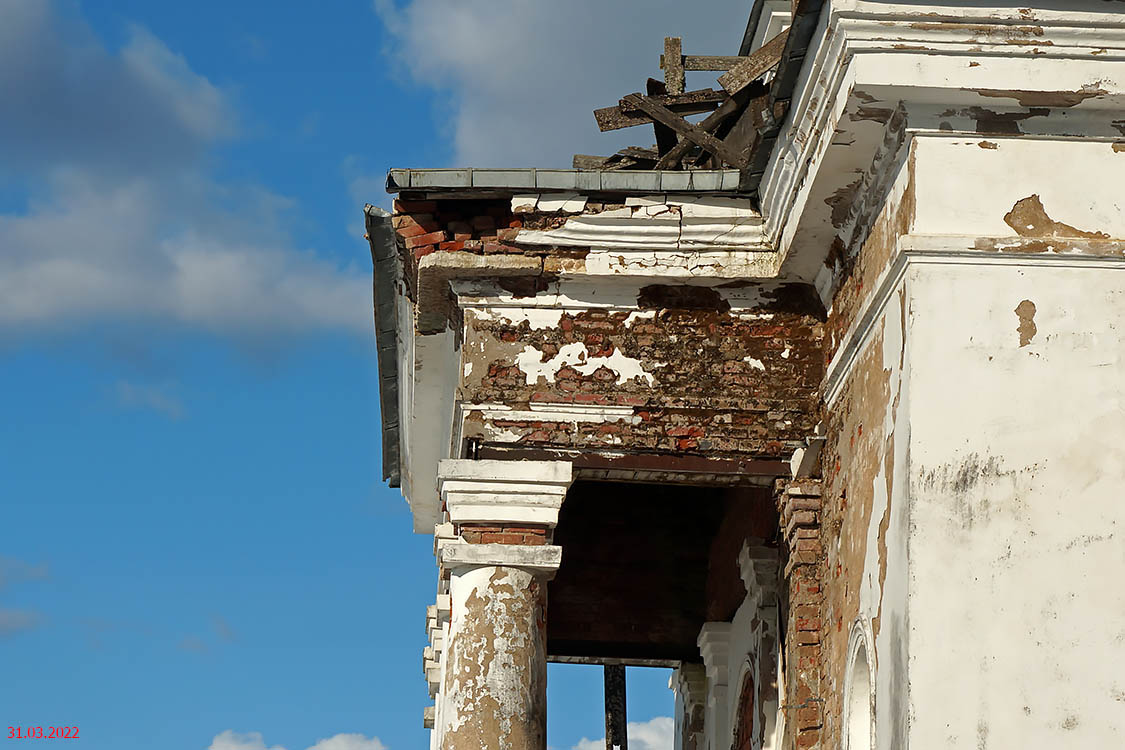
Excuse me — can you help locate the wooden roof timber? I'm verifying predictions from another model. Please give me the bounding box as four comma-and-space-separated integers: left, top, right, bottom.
581, 31, 787, 174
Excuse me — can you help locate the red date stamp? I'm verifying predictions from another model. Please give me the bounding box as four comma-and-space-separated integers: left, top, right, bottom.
7, 727, 79, 739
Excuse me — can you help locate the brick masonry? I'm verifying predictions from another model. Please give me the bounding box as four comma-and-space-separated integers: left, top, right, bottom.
458, 523, 549, 546
776, 479, 825, 750
390, 195, 827, 463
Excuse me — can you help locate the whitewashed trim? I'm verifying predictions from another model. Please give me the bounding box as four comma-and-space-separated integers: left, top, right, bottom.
463, 402, 642, 425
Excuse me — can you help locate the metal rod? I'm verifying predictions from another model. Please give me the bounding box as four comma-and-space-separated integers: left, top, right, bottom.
604, 664, 628, 750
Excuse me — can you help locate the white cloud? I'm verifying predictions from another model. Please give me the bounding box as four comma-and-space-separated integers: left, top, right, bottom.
0, 0, 370, 337
119, 24, 234, 143
308, 734, 386, 750
209, 731, 285, 750
375, 0, 749, 167
572, 716, 674, 750
208, 732, 385, 750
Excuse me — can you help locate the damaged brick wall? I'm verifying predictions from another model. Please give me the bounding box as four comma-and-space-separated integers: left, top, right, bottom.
776, 479, 825, 750
460, 292, 824, 461
391, 195, 827, 462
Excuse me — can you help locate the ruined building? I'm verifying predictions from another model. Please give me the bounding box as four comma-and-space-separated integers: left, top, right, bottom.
365, 2, 1125, 748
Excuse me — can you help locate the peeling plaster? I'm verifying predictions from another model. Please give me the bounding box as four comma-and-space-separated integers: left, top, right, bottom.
515, 341, 656, 386
441, 565, 547, 750
1004, 195, 1110, 240
1015, 299, 1038, 347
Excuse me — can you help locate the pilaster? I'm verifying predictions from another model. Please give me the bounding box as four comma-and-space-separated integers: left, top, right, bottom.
673, 664, 708, 750
698, 622, 733, 750
776, 479, 824, 750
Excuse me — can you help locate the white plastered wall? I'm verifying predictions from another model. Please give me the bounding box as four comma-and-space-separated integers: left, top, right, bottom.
903, 136, 1125, 748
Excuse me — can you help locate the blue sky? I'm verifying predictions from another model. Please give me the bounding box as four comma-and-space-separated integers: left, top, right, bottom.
0, 1, 749, 748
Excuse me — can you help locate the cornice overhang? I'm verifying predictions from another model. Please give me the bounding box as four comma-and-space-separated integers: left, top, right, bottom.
756, 0, 1125, 289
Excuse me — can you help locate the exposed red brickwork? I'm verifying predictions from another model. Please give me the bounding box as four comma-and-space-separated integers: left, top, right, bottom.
777, 479, 825, 750
464, 304, 824, 461
392, 197, 525, 261
459, 523, 549, 546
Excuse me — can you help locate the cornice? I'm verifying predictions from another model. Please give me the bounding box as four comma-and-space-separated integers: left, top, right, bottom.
757, 1, 1125, 282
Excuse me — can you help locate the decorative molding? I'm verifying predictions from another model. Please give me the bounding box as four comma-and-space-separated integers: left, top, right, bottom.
515, 195, 768, 252
739, 542, 781, 612
676, 663, 708, 708
438, 459, 574, 526
698, 622, 734, 687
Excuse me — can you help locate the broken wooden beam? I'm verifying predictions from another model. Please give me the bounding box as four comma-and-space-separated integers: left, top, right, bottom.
646, 78, 677, 156
661, 54, 754, 72
718, 29, 789, 95
654, 94, 745, 169
721, 92, 772, 170
662, 37, 684, 95
593, 89, 726, 132
617, 146, 659, 162
622, 93, 748, 167
573, 154, 610, 170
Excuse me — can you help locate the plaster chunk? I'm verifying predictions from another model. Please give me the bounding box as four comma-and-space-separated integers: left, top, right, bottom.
536, 193, 587, 214
510, 193, 539, 213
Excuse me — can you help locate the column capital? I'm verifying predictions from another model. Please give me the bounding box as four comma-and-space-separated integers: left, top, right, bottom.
437, 459, 574, 527
441, 541, 563, 577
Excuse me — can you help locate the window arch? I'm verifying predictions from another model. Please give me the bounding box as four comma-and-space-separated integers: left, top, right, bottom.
844, 625, 874, 750
732, 669, 756, 750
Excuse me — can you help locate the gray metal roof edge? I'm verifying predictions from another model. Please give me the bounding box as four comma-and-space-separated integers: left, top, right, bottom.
365, 204, 402, 488
386, 168, 743, 194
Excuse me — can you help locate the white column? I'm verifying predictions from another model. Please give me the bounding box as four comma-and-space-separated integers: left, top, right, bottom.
432, 460, 573, 750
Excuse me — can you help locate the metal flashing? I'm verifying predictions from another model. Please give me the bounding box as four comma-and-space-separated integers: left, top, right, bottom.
365, 204, 402, 487
386, 168, 744, 195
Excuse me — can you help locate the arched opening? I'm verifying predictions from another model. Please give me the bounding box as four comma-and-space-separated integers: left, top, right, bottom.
732, 670, 756, 750
845, 637, 872, 750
